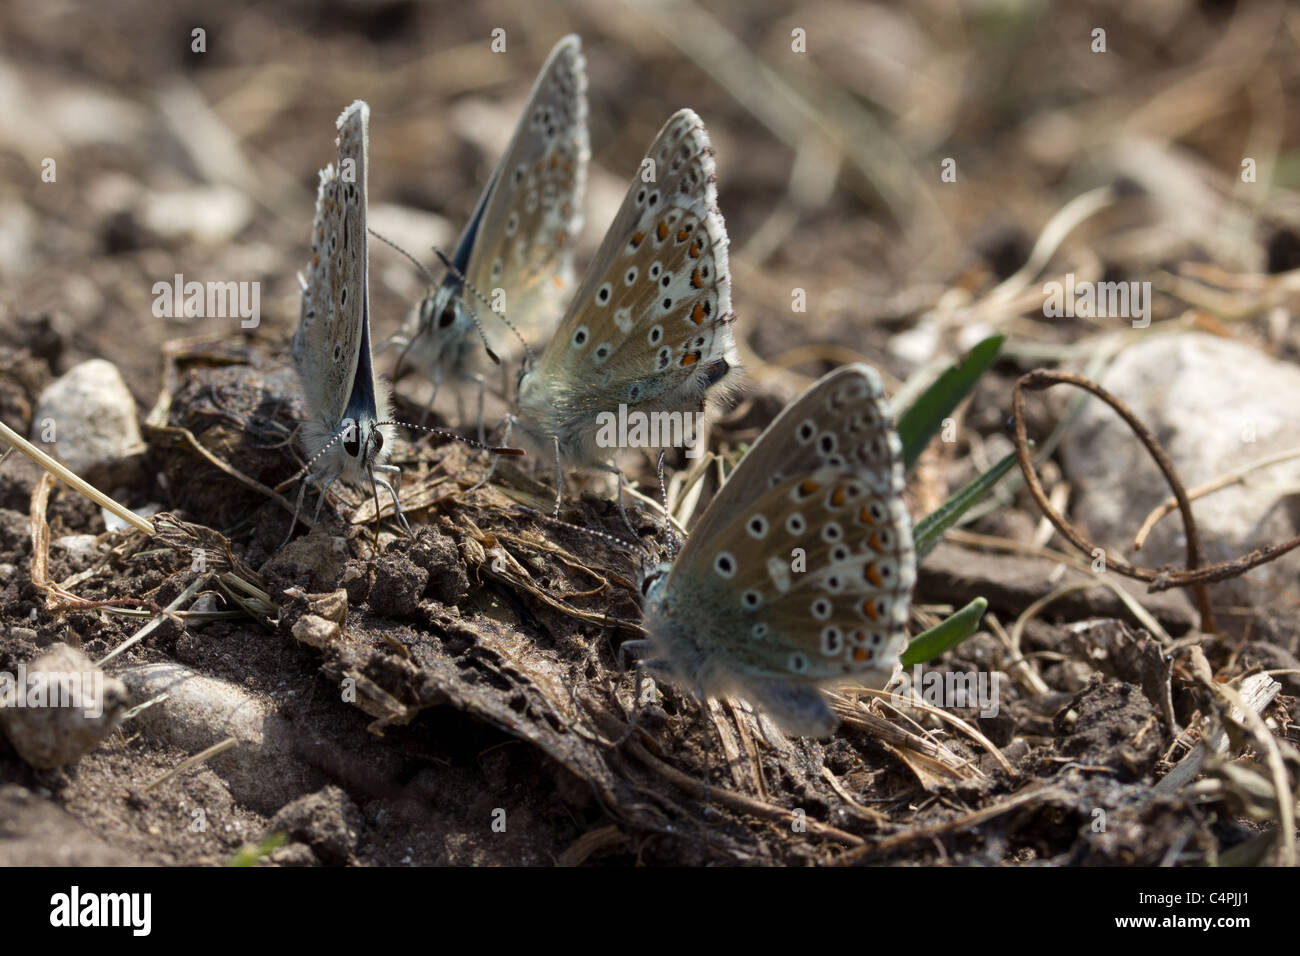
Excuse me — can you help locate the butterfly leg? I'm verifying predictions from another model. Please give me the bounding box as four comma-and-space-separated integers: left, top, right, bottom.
466, 414, 513, 495
420, 365, 442, 428
312, 470, 342, 527
596, 460, 637, 536
466, 372, 487, 453
374, 464, 412, 538
552, 435, 564, 520
281, 465, 334, 548
610, 641, 663, 747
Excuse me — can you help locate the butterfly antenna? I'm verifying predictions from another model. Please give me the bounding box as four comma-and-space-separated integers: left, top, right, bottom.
657, 452, 679, 560
366, 228, 437, 384
367, 227, 440, 285
380, 420, 526, 457
434, 248, 535, 369
510, 505, 643, 554
278, 421, 353, 490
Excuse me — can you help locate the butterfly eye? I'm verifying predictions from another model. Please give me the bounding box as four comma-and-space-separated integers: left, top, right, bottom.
343, 429, 361, 458
371, 430, 383, 452
438, 306, 456, 329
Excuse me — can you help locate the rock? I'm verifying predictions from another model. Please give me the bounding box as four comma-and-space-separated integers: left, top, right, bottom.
31, 359, 144, 487
267, 842, 319, 867
1060, 333, 1300, 607
118, 663, 324, 814
0, 785, 140, 865
53, 533, 102, 569
291, 614, 340, 650
0, 643, 126, 768
268, 785, 362, 865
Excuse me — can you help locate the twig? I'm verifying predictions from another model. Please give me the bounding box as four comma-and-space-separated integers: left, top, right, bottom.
1011, 370, 1215, 630
143, 736, 238, 792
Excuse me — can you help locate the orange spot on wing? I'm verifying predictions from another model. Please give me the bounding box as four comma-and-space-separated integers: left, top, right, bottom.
862, 599, 879, 621
859, 506, 875, 525
800, 480, 820, 495
681, 352, 698, 367
852, 646, 872, 663
691, 268, 703, 289
689, 241, 701, 258
657, 220, 668, 241
691, 303, 706, 324
677, 228, 690, 242
831, 486, 847, 507
865, 564, 884, 587
631, 232, 645, 248
553, 276, 564, 288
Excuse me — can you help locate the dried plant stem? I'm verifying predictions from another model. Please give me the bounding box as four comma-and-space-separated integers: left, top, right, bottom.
0, 419, 152, 535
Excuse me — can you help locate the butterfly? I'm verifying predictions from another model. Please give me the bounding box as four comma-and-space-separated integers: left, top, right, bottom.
628, 363, 915, 737
514, 108, 737, 476
290, 99, 409, 539
386, 34, 589, 402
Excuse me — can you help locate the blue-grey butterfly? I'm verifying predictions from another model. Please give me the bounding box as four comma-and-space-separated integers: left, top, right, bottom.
386, 35, 589, 402
628, 363, 915, 737
513, 107, 737, 483
290, 99, 408, 538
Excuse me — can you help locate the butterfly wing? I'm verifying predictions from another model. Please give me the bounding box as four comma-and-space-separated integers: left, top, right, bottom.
642, 365, 914, 733
295, 100, 370, 431
518, 108, 736, 462
461, 34, 588, 346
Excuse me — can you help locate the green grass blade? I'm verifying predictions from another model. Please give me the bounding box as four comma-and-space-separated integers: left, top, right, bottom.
912, 450, 1017, 561
900, 597, 988, 667
896, 333, 1005, 472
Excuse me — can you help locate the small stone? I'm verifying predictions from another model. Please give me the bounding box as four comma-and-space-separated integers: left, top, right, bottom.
268, 842, 319, 867
0, 644, 126, 768
53, 534, 101, 569
291, 614, 339, 650
269, 785, 362, 865
31, 359, 145, 487
119, 663, 325, 813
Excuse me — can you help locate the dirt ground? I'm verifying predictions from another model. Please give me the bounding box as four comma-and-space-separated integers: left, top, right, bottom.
2, 0, 1299, 866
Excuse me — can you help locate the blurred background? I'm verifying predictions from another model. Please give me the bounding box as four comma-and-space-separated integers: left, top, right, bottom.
4, 0, 1299, 393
